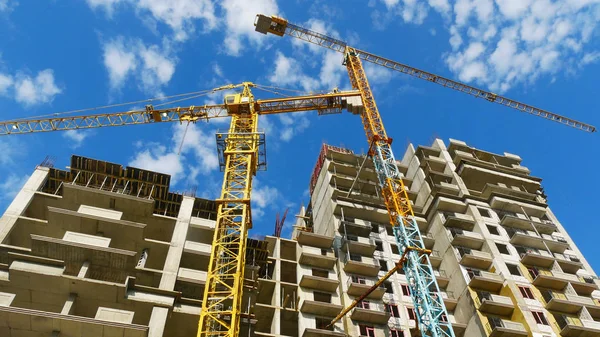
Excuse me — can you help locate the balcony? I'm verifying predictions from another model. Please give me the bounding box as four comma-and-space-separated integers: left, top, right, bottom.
300, 275, 339, 292
529, 269, 571, 290
422, 232, 435, 249
506, 228, 569, 253
448, 228, 484, 250
434, 269, 450, 288
456, 247, 493, 269
302, 328, 346, 337
467, 270, 504, 292
517, 247, 555, 268
350, 302, 390, 324
346, 277, 386, 299
441, 212, 475, 231
441, 291, 458, 311
529, 269, 598, 294
429, 250, 442, 268
300, 300, 343, 317
541, 290, 592, 314
555, 253, 584, 274
299, 247, 336, 269
343, 255, 380, 277
480, 183, 537, 202
476, 292, 514, 316
338, 220, 371, 237
499, 213, 557, 234
485, 318, 528, 337
555, 316, 600, 337
571, 275, 599, 296
297, 231, 334, 249
341, 236, 376, 256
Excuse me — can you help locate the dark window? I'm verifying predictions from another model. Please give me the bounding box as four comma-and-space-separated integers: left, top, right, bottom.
401, 284, 411, 296
375, 241, 384, 252
519, 286, 534, 299
314, 292, 331, 303
407, 307, 417, 320
384, 282, 394, 294
359, 300, 371, 309
391, 245, 400, 255
315, 317, 333, 330
487, 225, 500, 235
359, 325, 375, 337
312, 268, 328, 278
386, 226, 394, 236
371, 223, 379, 233
350, 253, 362, 262
496, 243, 510, 255
390, 329, 403, 337
440, 313, 448, 322
507, 264, 521, 276
478, 208, 491, 218
386, 304, 401, 317
320, 249, 327, 256
379, 259, 388, 271
109, 198, 116, 209
346, 234, 358, 241
532, 311, 549, 325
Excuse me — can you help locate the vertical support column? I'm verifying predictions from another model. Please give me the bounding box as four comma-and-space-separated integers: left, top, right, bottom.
159, 196, 194, 290
273, 239, 281, 335
78, 261, 90, 278
148, 306, 169, 337
0, 167, 49, 242
61, 293, 77, 315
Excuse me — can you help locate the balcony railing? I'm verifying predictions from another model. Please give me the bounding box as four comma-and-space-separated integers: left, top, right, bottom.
485, 318, 527, 335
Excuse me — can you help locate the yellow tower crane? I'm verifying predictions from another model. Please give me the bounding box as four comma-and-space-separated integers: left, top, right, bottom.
254, 14, 595, 337
0, 82, 361, 337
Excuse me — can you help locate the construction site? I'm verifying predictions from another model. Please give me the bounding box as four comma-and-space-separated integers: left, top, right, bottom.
0, 13, 598, 337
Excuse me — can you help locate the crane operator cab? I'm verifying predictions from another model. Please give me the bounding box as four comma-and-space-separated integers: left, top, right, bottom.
224, 94, 250, 114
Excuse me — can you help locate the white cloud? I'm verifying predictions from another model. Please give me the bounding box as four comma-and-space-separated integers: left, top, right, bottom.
87, 0, 217, 41
364, 63, 395, 84
278, 113, 310, 142
581, 51, 600, 66
102, 37, 176, 94
129, 123, 218, 185
103, 38, 137, 89
0, 73, 12, 95
63, 130, 90, 149
0, 139, 20, 165
252, 180, 280, 219
269, 51, 319, 92
220, 0, 279, 56
376, 0, 600, 93
129, 146, 185, 183
13, 70, 61, 106
0, 174, 29, 200
0, 0, 17, 12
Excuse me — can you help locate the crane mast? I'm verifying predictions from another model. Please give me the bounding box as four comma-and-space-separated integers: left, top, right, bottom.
198, 82, 257, 337
346, 46, 454, 337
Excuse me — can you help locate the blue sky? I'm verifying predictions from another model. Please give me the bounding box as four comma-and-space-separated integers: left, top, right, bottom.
0, 1, 599, 272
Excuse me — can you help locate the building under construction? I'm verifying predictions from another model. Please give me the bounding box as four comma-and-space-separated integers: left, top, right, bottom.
0, 138, 599, 337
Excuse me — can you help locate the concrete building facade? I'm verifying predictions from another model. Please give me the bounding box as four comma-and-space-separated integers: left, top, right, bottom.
0, 139, 599, 337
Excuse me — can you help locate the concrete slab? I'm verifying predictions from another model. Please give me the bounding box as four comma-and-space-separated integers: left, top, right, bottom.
78, 205, 123, 221
95, 307, 135, 324
0, 305, 147, 337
